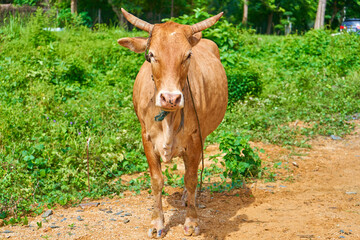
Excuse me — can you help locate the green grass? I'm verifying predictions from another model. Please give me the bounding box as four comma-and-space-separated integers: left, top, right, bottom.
209, 31, 360, 146
0, 13, 149, 222
1, 10, 360, 223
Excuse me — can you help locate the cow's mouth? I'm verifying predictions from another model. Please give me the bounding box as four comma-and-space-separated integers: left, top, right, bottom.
160, 107, 179, 112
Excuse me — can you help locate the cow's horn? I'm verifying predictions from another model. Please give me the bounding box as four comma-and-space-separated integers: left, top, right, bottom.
191, 12, 224, 33
121, 8, 154, 33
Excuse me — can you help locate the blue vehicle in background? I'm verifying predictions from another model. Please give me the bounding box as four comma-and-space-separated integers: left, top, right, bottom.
340, 19, 360, 34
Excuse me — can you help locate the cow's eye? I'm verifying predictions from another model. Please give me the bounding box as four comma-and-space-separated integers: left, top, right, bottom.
183, 52, 192, 64
148, 52, 157, 62
186, 52, 192, 60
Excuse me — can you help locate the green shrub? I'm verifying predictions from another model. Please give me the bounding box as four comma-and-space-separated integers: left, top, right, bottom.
218, 131, 262, 186
14, 0, 40, 6
226, 63, 262, 106
55, 58, 90, 86
27, 9, 57, 47
57, 8, 92, 28
209, 30, 360, 146
0, 17, 146, 222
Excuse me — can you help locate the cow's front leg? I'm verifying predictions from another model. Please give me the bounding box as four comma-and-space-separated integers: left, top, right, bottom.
183, 140, 202, 236
142, 132, 165, 238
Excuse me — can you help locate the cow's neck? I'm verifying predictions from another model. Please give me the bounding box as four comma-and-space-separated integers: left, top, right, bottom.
160, 109, 182, 162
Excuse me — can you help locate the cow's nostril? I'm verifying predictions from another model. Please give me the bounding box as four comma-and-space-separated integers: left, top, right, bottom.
174, 95, 181, 105
161, 94, 166, 102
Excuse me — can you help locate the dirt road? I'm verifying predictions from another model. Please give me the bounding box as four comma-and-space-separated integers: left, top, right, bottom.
1, 122, 359, 240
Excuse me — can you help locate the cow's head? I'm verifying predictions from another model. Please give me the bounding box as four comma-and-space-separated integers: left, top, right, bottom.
118, 9, 222, 112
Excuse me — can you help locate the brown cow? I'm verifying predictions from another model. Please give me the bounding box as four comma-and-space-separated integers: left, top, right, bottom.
118, 8, 228, 238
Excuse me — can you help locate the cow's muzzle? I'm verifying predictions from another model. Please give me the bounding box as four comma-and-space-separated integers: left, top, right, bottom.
156, 91, 184, 111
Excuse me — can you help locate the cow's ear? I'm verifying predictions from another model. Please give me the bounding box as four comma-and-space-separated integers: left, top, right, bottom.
188, 32, 202, 47
117, 37, 147, 53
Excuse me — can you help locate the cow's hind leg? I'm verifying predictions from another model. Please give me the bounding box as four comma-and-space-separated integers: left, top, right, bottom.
183, 140, 202, 236
142, 132, 165, 238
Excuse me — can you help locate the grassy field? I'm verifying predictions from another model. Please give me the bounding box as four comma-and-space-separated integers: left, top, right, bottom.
1, 11, 360, 223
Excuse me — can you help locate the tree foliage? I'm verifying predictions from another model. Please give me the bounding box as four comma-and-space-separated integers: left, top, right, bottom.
5, 0, 360, 34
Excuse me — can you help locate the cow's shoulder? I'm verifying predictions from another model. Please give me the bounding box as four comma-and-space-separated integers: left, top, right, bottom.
194, 39, 220, 60
133, 63, 154, 107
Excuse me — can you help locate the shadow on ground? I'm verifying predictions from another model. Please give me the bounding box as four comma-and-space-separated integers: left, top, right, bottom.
165, 185, 256, 239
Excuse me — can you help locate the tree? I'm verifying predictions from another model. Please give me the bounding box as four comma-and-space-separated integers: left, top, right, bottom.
242, 0, 248, 26
107, 0, 124, 26
329, 0, 339, 26
314, 0, 326, 29
260, 0, 285, 34
71, 0, 77, 14
326, 0, 360, 28
171, 0, 174, 17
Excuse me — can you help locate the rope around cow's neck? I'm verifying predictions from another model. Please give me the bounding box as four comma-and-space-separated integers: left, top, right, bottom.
186, 76, 205, 197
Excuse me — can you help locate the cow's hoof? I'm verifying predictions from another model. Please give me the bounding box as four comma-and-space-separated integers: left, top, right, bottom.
184, 224, 200, 236
148, 228, 165, 238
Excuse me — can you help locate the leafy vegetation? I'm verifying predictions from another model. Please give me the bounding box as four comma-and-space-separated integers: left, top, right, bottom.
204, 132, 263, 191
209, 28, 360, 147
0, 11, 147, 223
1, 9, 360, 224
8, 0, 360, 35
219, 132, 262, 181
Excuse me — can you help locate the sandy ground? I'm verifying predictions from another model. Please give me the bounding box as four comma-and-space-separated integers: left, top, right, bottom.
1, 122, 360, 240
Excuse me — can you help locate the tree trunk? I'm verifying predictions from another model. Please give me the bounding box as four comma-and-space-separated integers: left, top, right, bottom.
314, 0, 327, 29
329, 0, 338, 26
340, 6, 346, 22
242, 0, 248, 26
266, 12, 273, 34
71, 0, 77, 14
108, 0, 125, 27
171, 0, 174, 18
98, 8, 101, 24
43, 0, 49, 8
